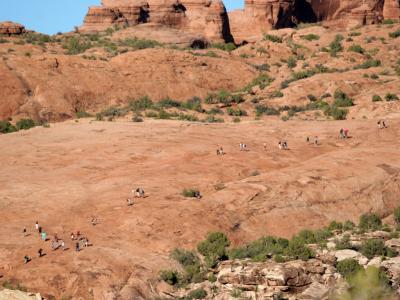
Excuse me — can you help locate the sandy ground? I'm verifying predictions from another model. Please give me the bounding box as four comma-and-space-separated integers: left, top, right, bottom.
1, 117, 400, 299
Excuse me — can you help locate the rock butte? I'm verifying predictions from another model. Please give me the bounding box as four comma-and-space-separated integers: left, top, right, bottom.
80, 0, 400, 43
0, 21, 25, 35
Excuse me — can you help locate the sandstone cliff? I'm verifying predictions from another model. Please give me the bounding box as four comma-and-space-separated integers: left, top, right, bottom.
0, 21, 25, 35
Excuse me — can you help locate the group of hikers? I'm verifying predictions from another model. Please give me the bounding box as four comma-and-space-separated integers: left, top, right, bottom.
306, 136, 319, 145
377, 120, 388, 129
23, 221, 91, 264
127, 187, 146, 206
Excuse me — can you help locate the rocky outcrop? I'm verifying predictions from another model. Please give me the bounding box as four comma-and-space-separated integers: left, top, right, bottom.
0, 289, 42, 300
0, 22, 25, 35
80, 0, 232, 43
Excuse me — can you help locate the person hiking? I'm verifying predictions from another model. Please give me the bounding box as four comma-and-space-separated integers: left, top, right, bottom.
41, 232, 47, 241
61, 240, 65, 250
339, 128, 344, 139
54, 233, 59, 242
24, 255, 30, 264
127, 198, 133, 206
306, 136, 310, 144
23, 227, 27, 237
91, 216, 97, 226
38, 248, 43, 257
75, 242, 80, 252
219, 147, 224, 155
314, 136, 319, 145
71, 233, 75, 240
263, 143, 267, 151
38, 226, 42, 234
35, 221, 39, 231
85, 239, 89, 248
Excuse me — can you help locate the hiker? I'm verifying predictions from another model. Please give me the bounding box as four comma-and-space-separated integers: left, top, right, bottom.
75, 242, 80, 252
23, 227, 27, 237
91, 216, 97, 226
306, 136, 310, 144
54, 233, 59, 242
377, 120, 382, 129
38, 248, 43, 257
339, 128, 344, 139
35, 221, 39, 231
278, 141, 283, 150
51, 240, 58, 251
71, 233, 75, 240
194, 191, 202, 199
216, 148, 220, 155
382, 120, 387, 128
134, 188, 145, 198
219, 147, 224, 155
41, 232, 47, 241
24, 255, 30, 264
38, 226, 42, 234
263, 143, 267, 151
239, 143, 243, 151
243, 144, 247, 151
283, 141, 288, 150
85, 239, 89, 248
76, 231, 81, 238
314, 136, 319, 145
61, 240, 66, 250
127, 198, 133, 206
344, 129, 349, 139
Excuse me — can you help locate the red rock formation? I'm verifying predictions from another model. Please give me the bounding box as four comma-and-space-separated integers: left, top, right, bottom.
383, 0, 400, 19
0, 21, 26, 35
80, 0, 231, 43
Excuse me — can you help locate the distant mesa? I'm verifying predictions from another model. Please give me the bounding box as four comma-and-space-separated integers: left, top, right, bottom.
79, 0, 400, 44
0, 21, 26, 36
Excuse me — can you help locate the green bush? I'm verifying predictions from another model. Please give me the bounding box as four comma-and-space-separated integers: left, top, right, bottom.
263, 34, 282, 43
333, 89, 354, 107
336, 258, 363, 278
0, 120, 17, 134
210, 42, 236, 52
343, 220, 355, 231
197, 232, 230, 267
63, 36, 92, 55
182, 188, 200, 198
354, 59, 381, 69
300, 34, 320, 41
187, 288, 207, 299
242, 74, 273, 92
348, 44, 365, 54
328, 221, 343, 231
132, 115, 143, 122
349, 32, 362, 37
232, 117, 241, 123
182, 97, 203, 112
158, 98, 181, 109
145, 111, 158, 118
384, 93, 399, 101
255, 105, 280, 117
359, 213, 382, 231
361, 239, 386, 259
202, 115, 224, 123
227, 107, 247, 116
284, 239, 315, 261
335, 234, 352, 250
119, 37, 160, 49
329, 35, 344, 57
271, 90, 284, 98
157, 109, 172, 120
207, 108, 224, 115
372, 95, 383, 102
16, 118, 35, 130
178, 114, 199, 122
128, 96, 154, 111
307, 94, 317, 102
325, 106, 348, 120
160, 270, 181, 285
287, 56, 297, 68
389, 28, 400, 38
76, 110, 92, 118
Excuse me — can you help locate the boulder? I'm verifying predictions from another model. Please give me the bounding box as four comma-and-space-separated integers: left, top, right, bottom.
0, 21, 26, 35
298, 281, 330, 300
334, 249, 369, 265
0, 289, 42, 300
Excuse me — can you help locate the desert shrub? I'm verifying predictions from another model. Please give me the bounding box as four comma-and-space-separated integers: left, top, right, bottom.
157, 109, 172, 119
254, 63, 270, 71
274, 254, 286, 263
182, 188, 200, 198
361, 239, 386, 259
119, 37, 160, 49
307, 94, 317, 102
64, 36, 92, 55
242, 74, 273, 92
171, 248, 203, 283
160, 270, 181, 285
292, 229, 317, 244
348, 44, 365, 54
359, 213, 382, 231
229, 236, 289, 261
95, 113, 104, 121
263, 34, 282, 43
334, 267, 393, 299
76, 110, 92, 118
232, 117, 241, 123
187, 288, 207, 299
385, 93, 399, 101
271, 90, 284, 98
100, 106, 128, 118
0, 120, 17, 133
255, 105, 280, 117
335, 234, 353, 250
284, 239, 315, 261
336, 258, 363, 278
182, 97, 203, 112
16, 118, 35, 130
389, 28, 400, 38
128, 96, 154, 111
202, 115, 224, 123
325, 106, 348, 120
158, 98, 181, 109
300, 34, 320, 41
197, 232, 230, 267
292, 69, 316, 80
287, 56, 297, 68
329, 34, 344, 57
372, 95, 383, 102
394, 207, 400, 224
210, 42, 236, 52
343, 220, 355, 231
132, 115, 143, 122
208, 273, 217, 283
145, 111, 158, 118
328, 221, 343, 231
333, 89, 354, 107
313, 229, 333, 245
349, 32, 362, 37
227, 107, 247, 116
178, 114, 199, 122
354, 59, 381, 69
207, 108, 223, 115
0, 37, 8, 43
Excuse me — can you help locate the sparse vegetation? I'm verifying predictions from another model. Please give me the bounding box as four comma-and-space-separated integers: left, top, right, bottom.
336, 258, 363, 278
333, 89, 354, 107
210, 42, 236, 52
16, 118, 35, 130
263, 34, 282, 43
0, 120, 17, 134
359, 213, 382, 231
389, 28, 400, 38
348, 44, 365, 54
372, 95, 383, 102
300, 34, 320, 41
385, 93, 399, 101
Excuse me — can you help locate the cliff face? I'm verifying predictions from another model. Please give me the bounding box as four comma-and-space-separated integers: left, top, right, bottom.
80, 0, 400, 44
80, 0, 232, 43
0, 21, 26, 35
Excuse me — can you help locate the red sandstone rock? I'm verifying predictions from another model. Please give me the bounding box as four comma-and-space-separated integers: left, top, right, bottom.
0, 21, 25, 35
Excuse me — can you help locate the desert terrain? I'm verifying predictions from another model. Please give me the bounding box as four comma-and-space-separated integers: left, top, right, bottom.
0, 0, 400, 299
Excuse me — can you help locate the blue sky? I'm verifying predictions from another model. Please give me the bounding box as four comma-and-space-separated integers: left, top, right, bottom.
0, 1, 244, 34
